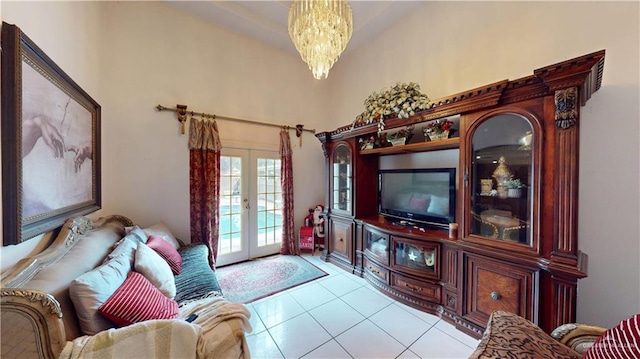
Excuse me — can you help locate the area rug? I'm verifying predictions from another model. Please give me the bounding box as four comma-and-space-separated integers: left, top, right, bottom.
216, 255, 328, 303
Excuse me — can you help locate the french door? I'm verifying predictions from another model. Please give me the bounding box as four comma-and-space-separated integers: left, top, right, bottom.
216, 148, 282, 266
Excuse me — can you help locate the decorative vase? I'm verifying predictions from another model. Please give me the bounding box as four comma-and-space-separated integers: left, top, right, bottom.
425, 130, 449, 141
508, 188, 522, 198
361, 143, 374, 150
424, 251, 435, 266
492, 156, 513, 199
389, 137, 406, 146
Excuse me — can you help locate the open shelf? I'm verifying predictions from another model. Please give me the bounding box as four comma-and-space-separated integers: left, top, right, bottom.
360, 137, 460, 156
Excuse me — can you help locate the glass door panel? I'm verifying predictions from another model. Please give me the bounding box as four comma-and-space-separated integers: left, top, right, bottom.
364, 228, 389, 264
217, 149, 282, 266
392, 237, 439, 278
252, 154, 282, 258
470, 114, 533, 245
218, 151, 249, 265
331, 144, 352, 214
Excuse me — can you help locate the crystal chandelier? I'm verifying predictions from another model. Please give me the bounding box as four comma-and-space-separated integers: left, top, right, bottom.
288, 0, 353, 80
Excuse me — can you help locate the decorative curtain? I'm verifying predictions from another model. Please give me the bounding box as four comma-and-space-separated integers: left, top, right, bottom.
189, 117, 222, 268
279, 129, 297, 255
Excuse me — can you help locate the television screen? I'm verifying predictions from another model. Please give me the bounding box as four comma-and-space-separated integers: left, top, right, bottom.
379, 168, 456, 228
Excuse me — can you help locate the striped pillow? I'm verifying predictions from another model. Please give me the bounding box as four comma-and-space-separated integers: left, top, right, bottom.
99, 271, 178, 327
583, 314, 640, 359
147, 235, 183, 274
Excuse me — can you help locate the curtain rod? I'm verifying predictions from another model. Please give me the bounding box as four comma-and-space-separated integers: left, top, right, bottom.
155, 104, 316, 137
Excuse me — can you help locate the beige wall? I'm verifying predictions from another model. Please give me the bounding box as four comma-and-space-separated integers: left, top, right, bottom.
2, 1, 639, 330
1, 1, 328, 270
97, 1, 327, 239
0, 1, 107, 271
328, 1, 640, 328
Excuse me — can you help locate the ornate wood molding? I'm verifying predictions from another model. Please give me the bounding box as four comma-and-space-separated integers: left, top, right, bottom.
554, 87, 578, 129
1, 289, 62, 317
535, 50, 605, 106
1, 288, 66, 358
420, 80, 509, 121
317, 51, 604, 142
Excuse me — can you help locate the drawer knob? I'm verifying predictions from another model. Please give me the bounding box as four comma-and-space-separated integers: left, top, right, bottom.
490, 291, 502, 301
339, 237, 344, 242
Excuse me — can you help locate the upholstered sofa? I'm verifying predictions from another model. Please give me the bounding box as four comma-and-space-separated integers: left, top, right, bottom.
0, 215, 251, 359
469, 310, 640, 359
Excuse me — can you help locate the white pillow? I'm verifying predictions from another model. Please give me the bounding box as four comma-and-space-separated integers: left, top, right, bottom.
143, 222, 180, 249
69, 255, 132, 335
106, 236, 138, 266
134, 242, 176, 299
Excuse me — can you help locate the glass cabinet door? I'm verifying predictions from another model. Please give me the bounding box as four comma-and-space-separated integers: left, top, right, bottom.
470, 114, 533, 246
332, 144, 352, 214
392, 237, 439, 278
364, 228, 389, 264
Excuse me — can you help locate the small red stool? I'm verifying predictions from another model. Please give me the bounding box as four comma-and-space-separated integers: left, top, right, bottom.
299, 226, 315, 254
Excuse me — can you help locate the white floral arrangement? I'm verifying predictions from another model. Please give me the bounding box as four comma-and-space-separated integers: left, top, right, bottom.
353, 82, 431, 132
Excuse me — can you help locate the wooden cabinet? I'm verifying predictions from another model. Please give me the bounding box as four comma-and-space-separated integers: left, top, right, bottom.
463, 253, 538, 328
318, 138, 378, 272
316, 50, 604, 337
328, 216, 353, 268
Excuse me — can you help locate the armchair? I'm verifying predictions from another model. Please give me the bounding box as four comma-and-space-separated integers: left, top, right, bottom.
469, 311, 639, 359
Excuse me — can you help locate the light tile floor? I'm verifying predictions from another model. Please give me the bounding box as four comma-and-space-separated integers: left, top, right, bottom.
244, 252, 479, 359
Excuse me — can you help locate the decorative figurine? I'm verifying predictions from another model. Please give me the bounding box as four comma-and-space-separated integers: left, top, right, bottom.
492, 156, 513, 199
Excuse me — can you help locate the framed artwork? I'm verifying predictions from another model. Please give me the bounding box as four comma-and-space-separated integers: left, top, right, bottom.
1, 22, 101, 245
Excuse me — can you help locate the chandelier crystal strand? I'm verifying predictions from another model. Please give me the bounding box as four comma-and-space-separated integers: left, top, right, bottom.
288, 0, 353, 80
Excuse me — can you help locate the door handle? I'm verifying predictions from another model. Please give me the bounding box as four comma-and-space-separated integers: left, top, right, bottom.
243, 198, 250, 210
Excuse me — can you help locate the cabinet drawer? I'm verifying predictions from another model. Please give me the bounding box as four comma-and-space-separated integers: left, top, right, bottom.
391, 273, 441, 303
330, 218, 353, 261
364, 257, 389, 284
464, 254, 538, 327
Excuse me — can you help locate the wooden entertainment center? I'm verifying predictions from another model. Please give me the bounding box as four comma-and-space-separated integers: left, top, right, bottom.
315, 50, 605, 337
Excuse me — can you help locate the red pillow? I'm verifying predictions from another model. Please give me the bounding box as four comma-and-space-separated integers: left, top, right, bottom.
583, 314, 640, 359
147, 235, 183, 274
98, 271, 178, 327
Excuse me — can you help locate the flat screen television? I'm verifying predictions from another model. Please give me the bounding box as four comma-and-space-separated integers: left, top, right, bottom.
379, 168, 456, 229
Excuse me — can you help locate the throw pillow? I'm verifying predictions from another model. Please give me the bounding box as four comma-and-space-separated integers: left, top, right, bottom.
147, 235, 183, 274
69, 255, 132, 335
468, 311, 581, 359
99, 271, 179, 327
134, 242, 176, 299
582, 314, 640, 359
105, 236, 138, 266
142, 221, 181, 249
174, 244, 222, 303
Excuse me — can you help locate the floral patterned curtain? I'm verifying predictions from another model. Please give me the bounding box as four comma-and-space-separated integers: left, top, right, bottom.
279, 129, 297, 255
189, 117, 221, 268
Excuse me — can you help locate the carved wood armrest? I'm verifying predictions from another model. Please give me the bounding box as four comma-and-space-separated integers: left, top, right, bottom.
1, 288, 66, 359
551, 323, 607, 355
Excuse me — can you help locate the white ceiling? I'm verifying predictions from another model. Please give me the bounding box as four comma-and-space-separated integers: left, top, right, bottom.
164, 1, 427, 58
